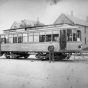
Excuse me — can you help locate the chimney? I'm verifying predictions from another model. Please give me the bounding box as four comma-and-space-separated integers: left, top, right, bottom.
86, 16, 88, 22
37, 17, 39, 25
71, 11, 73, 16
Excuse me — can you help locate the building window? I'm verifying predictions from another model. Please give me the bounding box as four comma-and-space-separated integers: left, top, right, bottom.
67, 29, 72, 41
77, 30, 81, 41
85, 37, 86, 44
85, 27, 86, 34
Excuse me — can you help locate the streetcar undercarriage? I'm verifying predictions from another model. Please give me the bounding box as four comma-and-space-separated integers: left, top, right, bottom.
1, 51, 72, 60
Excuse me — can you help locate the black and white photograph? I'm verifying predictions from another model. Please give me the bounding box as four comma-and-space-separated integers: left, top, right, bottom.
0, 0, 88, 88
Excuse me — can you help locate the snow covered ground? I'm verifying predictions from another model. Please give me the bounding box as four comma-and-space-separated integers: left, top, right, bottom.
0, 55, 88, 88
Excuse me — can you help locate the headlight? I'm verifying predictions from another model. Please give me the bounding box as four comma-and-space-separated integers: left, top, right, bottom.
78, 44, 82, 48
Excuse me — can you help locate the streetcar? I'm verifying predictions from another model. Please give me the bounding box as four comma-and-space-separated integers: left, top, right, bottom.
0, 24, 82, 60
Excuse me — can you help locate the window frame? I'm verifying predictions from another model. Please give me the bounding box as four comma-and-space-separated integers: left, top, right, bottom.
52, 31, 59, 42
39, 32, 46, 42
34, 32, 39, 42
13, 34, 18, 43
18, 33, 23, 43
67, 29, 72, 41
28, 33, 34, 43
23, 33, 28, 43
46, 31, 52, 42
77, 30, 81, 42
9, 34, 13, 43
5, 35, 9, 43
1, 35, 5, 43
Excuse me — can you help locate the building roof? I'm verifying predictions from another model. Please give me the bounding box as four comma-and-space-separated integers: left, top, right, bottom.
10, 21, 21, 29
54, 13, 88, 26
10, 19, 44, 29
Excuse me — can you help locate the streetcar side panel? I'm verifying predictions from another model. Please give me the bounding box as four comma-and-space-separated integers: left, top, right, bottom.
67, 42, 82, 51
1, 42, 59, 52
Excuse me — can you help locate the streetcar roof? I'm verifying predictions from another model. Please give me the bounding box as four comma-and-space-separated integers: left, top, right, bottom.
2, 24, 78, 34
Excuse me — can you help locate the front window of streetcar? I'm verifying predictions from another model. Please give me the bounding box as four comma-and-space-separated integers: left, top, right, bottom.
67, 29, 72, 41
73, 29, 77, 41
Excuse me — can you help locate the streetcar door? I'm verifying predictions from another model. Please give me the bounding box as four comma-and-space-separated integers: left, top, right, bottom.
60, 30, 66, 50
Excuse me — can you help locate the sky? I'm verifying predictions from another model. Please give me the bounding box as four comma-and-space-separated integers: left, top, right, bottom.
0, 0, 88, 33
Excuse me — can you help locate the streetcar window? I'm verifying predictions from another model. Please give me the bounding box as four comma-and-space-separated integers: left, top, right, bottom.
73, 33, 77, 41
18, 34, 23, 43
34, 33, 39, 42
34, 36, 39, 42
39, 32, 45, 42
39, 35, 45, 42
13, 34, 17, 43
1, 35, 5, 43
29, 33, 33, 42
67, 29, 72, 41
77, 30, 81, 41
9, 35, 13, 43
46, 31, 52, 42
5, 35, 9, 43
13, 37, 17, 43
9, 38, 13, 43
23, 33, 27, 43
53, 34, 59, 41
73, 29, 77, 41
46, 35, 51, 42
53, 31, 59, 41
29, 36, 33, 42
1, 38, 5, 43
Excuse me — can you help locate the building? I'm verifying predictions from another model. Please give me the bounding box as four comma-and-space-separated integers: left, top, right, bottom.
10, 19, 44, 29
54, 13, 88, 50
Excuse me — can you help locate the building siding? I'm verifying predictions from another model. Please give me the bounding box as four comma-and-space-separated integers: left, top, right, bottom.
54, 14, 74, 25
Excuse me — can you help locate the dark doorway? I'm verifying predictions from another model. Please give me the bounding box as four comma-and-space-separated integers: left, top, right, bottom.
60, 30, 67, 50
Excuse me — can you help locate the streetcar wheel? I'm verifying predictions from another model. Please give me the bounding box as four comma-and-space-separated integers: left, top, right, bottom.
6, 56, 10, 59
24, 56, 29, 59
